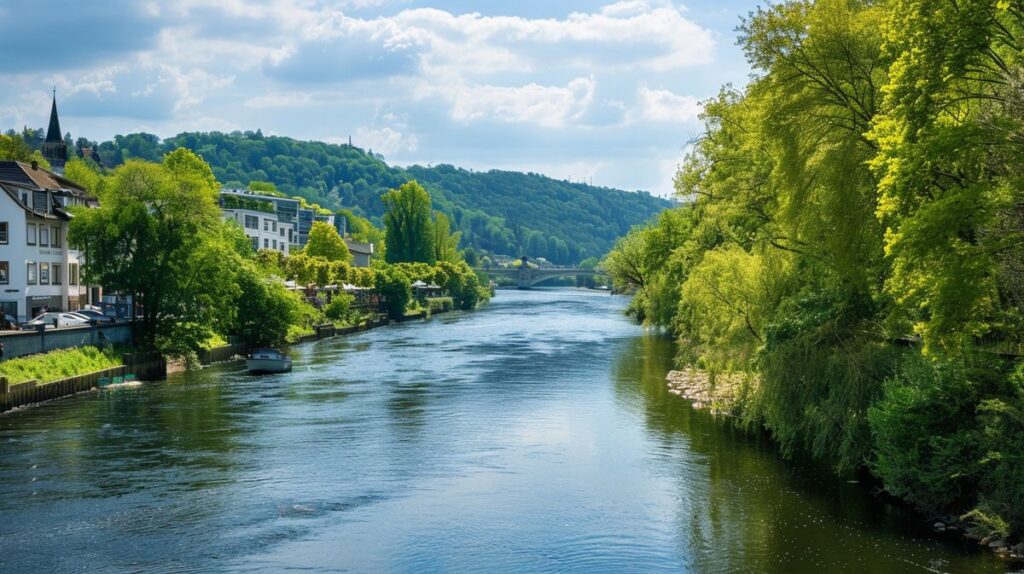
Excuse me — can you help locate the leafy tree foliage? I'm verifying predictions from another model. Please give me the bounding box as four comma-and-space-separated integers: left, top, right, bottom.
69, 151, 239, 356
0, 133, 50, 167
383, 181, 436, 264
604, 0, 1024, 535
304, 221, 351, 263
233, 262, 301, 347
73, 130, 668, 263
375, 265, 412, 320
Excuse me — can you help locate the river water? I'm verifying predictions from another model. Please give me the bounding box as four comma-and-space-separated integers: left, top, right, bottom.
0, 289, 1006, 573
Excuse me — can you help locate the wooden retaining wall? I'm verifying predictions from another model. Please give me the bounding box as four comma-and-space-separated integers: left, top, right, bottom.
0, 365, 127, 413
198, 343, 249, 366
122, 351, 167, 381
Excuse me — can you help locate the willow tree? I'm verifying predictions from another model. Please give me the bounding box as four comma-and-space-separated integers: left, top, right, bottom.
870, 0, 1024, 351
383, 180, 435, 264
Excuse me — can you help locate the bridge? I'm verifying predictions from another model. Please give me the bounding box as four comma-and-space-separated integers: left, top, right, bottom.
475, 257, 603, 289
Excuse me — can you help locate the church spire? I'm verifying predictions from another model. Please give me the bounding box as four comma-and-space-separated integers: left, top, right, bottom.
45, 88, 63, 143
41, 88, 68, 175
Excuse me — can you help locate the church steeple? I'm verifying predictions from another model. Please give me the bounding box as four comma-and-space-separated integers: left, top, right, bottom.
41, 88, 68, 175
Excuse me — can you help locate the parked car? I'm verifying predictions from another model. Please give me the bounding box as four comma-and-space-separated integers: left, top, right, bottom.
2, 314, 18, 330
21, 312, 90, 330
70, 309, 115, 324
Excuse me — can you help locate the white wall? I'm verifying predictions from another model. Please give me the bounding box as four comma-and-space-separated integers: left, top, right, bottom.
0, 192, 87, 321
222, 208, 294, 255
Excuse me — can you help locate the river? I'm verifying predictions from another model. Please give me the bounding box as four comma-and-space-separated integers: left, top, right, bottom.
0, 289, 1006, 573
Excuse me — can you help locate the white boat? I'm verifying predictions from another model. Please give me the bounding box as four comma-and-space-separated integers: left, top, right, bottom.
246, 348, 292, 374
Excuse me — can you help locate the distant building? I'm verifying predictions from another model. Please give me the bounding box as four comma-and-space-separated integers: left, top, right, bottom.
40, 91, 68, 176
219, 189, 372, 263
0, 161, 99, 321
219, 190, 297, 255
345, 239, 373, 267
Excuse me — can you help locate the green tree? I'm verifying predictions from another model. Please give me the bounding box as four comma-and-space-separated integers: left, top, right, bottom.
383, 180, 435, 264
0, 133, 50, 168
304, 220, 352, 263
433, 211, 462, 263
375, 265, 411, 319
68, 152, 237, 356
233, 262, 301, 347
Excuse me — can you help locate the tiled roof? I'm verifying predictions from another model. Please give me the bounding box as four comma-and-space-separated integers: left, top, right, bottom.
0, 161, 89, 197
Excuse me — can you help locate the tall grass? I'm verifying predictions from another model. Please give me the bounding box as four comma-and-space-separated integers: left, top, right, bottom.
0, 346, 121, 385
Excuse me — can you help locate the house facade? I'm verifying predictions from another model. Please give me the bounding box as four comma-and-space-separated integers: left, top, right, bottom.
219, 189, 373, 265
0, 161, 98, 321
345, 239, 374, 267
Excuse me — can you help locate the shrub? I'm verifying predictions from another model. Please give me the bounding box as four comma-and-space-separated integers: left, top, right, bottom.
325, 293, 355, 323
376, 266, 411, 320
426, 297, 454, 313
868, 354, 1024, 535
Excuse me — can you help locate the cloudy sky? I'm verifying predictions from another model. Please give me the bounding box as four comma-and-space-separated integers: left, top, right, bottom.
0, 0, 754, 196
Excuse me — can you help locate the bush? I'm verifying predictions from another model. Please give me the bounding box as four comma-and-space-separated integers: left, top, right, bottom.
375, 266, 411, 320
233, 264, 301, 348
868, 354, 1024, 534
325, 293, 355, 323
426, 297, 454, 313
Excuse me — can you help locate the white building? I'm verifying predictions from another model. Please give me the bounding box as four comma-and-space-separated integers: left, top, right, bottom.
0, 161, 99, 321
221, 204, 296, 255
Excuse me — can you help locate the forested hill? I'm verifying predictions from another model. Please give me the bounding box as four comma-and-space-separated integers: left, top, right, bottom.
86, 131, 671, 263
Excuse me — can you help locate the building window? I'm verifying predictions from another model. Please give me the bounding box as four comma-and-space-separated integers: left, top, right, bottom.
69, 263, 78, 286
0, 222, 7, 244
39, 226, 49, 247
272, 221, 277, 233
264, 219, 270, 232
272, 239, 277, 250
251, 237, 259, 251
280, 228, 285, 237
27, 262, 37, 285
244, 215, 258, 229
39, 262, 49, 285
264, 238, 269, 249
0, 261, 8, 285
51, 226, 61, 248
51, 262, 62, 285
27, 223, 37, 246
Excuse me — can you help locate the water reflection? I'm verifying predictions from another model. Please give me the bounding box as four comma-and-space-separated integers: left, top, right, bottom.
0, 290, 1006, 574
611, 332, 1002, 574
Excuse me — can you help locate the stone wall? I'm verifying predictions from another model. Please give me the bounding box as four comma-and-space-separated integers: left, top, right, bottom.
0, 324, 133, 360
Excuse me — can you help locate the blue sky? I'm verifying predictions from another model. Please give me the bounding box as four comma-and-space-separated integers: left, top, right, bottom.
0, 0, 756, 196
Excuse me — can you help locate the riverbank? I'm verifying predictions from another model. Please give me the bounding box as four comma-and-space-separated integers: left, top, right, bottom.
1, 307, 463, 414
665, 367, 1024, 563
0, 289, 1004, 573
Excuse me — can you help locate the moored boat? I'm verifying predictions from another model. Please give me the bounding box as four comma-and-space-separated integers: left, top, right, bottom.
246, 348, 292, 374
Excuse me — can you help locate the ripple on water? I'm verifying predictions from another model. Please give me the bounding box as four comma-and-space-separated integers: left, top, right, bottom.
0, 290, 1006, 574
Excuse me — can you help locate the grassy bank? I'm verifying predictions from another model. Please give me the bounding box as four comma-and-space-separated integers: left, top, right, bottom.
0, 346, 122, 386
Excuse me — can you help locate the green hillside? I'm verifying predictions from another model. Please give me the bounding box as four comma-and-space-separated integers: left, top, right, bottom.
85, 131, 670, 263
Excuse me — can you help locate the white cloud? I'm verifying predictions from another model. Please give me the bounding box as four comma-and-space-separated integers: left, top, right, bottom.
440, 77, 596, 128
353, 126, 419, 155
0, 0, 735, 195
637, 86, 701, 123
